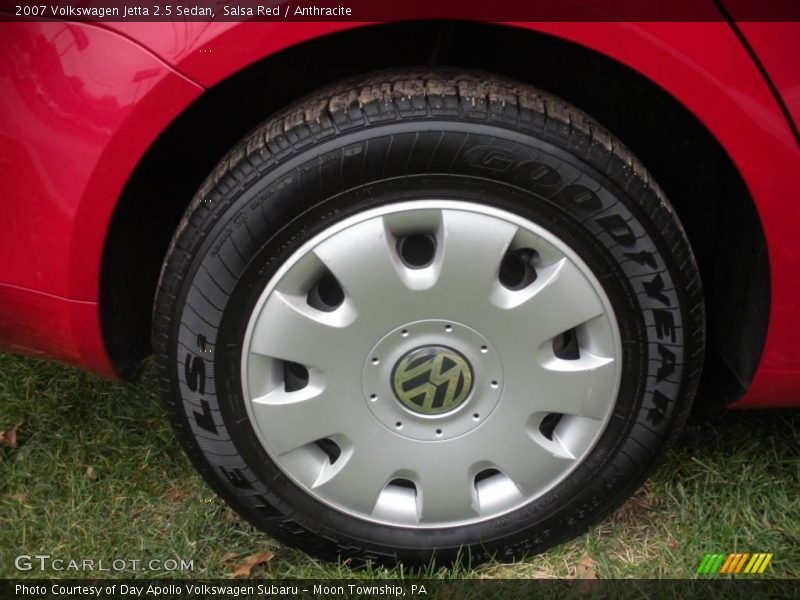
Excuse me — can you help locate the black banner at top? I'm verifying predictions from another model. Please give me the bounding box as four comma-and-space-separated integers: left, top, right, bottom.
1, 0, 800, 22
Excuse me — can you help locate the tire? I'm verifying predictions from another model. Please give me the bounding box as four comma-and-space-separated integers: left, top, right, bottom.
153, 69, 704, 565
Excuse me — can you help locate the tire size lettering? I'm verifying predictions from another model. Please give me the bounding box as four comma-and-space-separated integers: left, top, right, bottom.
185, 335, 219, 434
219, 466, 254, 490
184, 352, 205, 394
642, 273, 670, 307
657, 346, 677, 382
624, 250, 657, 269
648, 390, 670, 426
653, 309, 677, 343
596, 214, 637, 247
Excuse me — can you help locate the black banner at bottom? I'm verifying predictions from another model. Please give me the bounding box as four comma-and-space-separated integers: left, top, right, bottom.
2, 579, 798, 600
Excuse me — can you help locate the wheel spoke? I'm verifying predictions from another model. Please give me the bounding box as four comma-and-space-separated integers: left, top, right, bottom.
250, 384, 360, 455
534, 353, 616, 419
311, 443, 394, 516
504, 352, 617, 420
413, 449, 479, 522
490, 257, 606, 348
249, 291, 358, 373
312, 217, 410, 314
431, 209, 519, 304
473, 420, 576, 498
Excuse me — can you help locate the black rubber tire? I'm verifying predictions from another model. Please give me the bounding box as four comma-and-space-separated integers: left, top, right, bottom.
152, 69, 704, 565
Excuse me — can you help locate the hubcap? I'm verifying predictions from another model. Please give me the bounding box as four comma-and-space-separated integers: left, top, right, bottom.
363, 320, 502, 442
241, 200, 621, 527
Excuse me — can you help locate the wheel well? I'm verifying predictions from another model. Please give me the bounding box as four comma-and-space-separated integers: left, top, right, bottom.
100, 21, 769, 406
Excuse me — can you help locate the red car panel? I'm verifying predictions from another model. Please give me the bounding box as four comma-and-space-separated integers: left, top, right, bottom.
1, 19, 798, 405
736, 22, 800, 132
0, 21, 202, 374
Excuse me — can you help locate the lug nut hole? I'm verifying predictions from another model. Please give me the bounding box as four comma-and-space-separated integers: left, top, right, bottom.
499, 248, 539, 290
306, 272, 345, 312
397, 233, 437, 269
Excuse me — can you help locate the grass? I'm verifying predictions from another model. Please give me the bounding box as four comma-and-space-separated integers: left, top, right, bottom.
0, 352, 798, 580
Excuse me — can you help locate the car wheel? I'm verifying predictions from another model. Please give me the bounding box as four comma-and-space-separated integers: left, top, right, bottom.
153, 70, 704, 564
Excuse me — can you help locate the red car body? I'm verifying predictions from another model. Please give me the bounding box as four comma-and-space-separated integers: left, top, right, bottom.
1, 18, 799, 408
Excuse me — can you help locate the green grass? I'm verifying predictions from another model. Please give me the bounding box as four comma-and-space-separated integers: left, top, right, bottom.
1, 352, 797, 579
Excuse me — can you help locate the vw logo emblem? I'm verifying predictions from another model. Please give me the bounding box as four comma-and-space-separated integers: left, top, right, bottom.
392, 346, 473, 414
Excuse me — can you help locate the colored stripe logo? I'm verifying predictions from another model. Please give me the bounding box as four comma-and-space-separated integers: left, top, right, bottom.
696, 553, 773, 574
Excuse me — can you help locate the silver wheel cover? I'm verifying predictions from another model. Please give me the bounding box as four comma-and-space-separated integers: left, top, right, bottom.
241, 201, 621, 528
